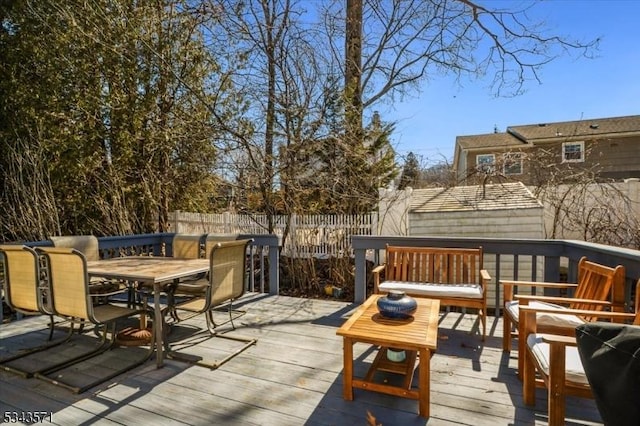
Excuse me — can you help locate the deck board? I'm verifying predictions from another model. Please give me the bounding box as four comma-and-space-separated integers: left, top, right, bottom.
1, 294, 603, 425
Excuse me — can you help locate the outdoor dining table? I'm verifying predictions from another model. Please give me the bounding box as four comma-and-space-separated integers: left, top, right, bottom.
86, 256, 210, 368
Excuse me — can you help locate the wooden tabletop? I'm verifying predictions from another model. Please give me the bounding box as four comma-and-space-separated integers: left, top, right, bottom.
86, 257, 210, 284
337, 294, 440, 350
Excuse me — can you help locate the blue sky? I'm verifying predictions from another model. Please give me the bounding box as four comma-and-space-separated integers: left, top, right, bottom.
380, 0, 640, 164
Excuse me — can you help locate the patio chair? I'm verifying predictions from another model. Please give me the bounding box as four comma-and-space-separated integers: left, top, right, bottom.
50, 235, 125, 300
33, 247, 155, 393
164, 239, 256, 369
165, 234, 242, 322
158, 233, 208, 321
0, 245, 74, 377
501, 256, 625, 379
520, 297, 640, 426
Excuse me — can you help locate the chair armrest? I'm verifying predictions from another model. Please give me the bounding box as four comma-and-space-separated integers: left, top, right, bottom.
520, 305, 636, 352
372, 264, 386, 293
480, 269, 491, 282
515, 295, 614, 307
519, 305, 636, 322
500, 280, 578, 289
500, 279, 578, 302
539, 333, 578, 346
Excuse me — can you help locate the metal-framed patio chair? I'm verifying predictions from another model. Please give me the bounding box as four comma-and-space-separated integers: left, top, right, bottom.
0, 245, 74, 377
165, 234, 242, 323
164, 239, 257, 369
50, 235, 126, 302
33, 247, 155, 393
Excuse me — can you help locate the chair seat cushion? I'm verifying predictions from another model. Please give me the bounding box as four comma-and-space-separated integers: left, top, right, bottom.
174, 281, 209, 295
506, 300, 586, 328
527, 333, 588, 384
379, 281, 483, 299
93, 304, 143, 323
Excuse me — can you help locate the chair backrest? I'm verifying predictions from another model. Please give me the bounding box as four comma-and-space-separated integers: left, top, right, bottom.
50, 235, 100, 262
571, 257, 626, 317
0, 245, 48, 315
204, 234, 240, 260
208, 239, 251, 307
37, 247, 94, 322
385, 245, 483, 284
172, 234, 205, 259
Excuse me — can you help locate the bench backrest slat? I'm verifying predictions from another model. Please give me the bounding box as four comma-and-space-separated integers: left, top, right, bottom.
385, 245, 483, 285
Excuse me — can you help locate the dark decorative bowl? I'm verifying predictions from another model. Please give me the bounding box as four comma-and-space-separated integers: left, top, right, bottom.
376, 290, 417, 319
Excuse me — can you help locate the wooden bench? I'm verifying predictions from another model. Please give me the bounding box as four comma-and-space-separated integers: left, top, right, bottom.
373, 245, 490, 340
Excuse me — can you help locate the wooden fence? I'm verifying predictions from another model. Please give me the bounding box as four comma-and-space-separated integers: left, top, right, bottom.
168, 211, 375, 258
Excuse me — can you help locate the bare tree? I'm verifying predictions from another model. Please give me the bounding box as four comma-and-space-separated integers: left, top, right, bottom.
323, 0, 598, 159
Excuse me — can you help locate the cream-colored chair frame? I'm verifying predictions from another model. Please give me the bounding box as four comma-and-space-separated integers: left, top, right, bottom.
33, 247, 155, 393
0, 245, 73, 377
165, 239, 256, 369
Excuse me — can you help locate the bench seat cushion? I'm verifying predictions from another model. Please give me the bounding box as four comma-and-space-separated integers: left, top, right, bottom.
505, 300, 586, 328
527, 333, 588, 384
378, 281, 483, 299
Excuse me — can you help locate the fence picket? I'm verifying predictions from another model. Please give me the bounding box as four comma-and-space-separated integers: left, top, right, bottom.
169, 211, 373, 258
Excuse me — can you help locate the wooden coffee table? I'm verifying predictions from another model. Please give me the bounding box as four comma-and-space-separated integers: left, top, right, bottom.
336, 294, 440, 417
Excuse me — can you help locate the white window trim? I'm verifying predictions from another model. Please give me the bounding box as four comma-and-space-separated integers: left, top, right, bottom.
503, 153, 523, 175
476, 154, 495, 172
562, 141, 585, 163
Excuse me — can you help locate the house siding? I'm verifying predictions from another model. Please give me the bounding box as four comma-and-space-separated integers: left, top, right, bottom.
456, 115, 640, 185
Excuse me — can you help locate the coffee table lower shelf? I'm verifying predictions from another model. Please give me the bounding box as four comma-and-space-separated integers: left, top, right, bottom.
354, 346, 419, 399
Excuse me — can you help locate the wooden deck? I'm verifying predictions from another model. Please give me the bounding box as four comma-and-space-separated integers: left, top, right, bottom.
1, 294, 603, 425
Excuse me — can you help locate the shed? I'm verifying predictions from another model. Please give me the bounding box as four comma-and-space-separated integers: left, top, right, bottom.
408, 182, 544, 308
409, 182, 544, 238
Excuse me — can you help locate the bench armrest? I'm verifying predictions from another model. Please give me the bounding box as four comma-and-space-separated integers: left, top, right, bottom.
372, 264, 386, 293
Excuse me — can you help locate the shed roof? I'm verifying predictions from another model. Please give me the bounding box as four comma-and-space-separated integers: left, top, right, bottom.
410, 182, 543, 213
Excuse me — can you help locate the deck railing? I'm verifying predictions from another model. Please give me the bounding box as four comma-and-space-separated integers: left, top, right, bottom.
352, 235, 640, 313
92, 233, 281, 295
4, 233, 640, 322
6, 233, 280, 314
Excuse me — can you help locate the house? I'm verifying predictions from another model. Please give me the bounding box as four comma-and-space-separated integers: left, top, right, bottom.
453, 115, 640, 185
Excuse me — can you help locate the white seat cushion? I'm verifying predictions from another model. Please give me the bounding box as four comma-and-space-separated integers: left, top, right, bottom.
379, 281, 483, 299
506, 300, 586, 328
527, 333, 588, 384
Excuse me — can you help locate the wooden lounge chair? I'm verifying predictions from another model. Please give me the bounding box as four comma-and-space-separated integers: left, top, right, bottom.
520, 293, 640, 426
501, 256, 626, 379
0, 245, 73, 376
33, 247, 155, 393
164, 239, 257, 369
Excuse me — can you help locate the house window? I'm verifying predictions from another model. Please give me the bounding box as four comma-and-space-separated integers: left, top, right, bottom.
476, 154, 495, 172
503, 153, 523, 175
562, 141, 585, 163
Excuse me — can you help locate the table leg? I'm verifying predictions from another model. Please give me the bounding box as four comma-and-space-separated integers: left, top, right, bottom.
154, 283, 164, 368
418, 348, 431, 417
343, 337, 354, 400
